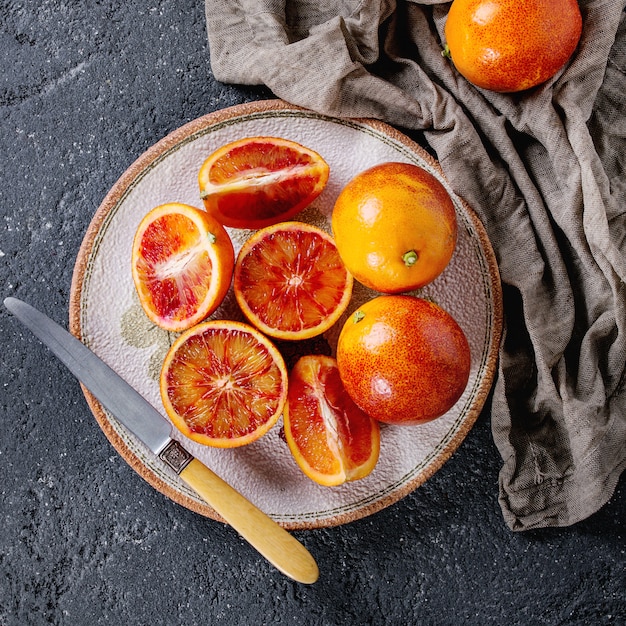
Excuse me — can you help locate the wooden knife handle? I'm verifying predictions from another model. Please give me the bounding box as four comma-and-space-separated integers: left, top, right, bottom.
179, 458, 319, 584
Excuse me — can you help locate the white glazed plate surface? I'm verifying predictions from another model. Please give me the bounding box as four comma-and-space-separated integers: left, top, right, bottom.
70, 100, 502, 529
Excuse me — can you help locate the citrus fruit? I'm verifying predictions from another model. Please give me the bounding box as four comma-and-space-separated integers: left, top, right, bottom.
131, 202, 235, 332
336, 295, 471, 425
160, 320, 288, 448
233, 222, 353, 341
331, 162, 457, 294
198, 136, 330, 229
283, 355, 380, 486
444, 0, 583, 93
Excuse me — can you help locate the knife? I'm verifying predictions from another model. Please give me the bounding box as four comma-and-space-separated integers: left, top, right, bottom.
4, 297, 319, 584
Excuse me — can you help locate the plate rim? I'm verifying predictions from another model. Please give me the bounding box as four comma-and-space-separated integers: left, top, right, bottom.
69, 99, 503, 530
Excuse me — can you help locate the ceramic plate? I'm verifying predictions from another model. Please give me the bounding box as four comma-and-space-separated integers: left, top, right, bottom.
70, 100, 502, 530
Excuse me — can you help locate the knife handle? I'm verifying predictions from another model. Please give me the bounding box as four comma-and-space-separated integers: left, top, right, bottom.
179, 458, 319, 584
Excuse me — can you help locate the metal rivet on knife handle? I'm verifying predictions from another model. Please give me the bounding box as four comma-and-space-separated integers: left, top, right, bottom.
159, 439, 194, 473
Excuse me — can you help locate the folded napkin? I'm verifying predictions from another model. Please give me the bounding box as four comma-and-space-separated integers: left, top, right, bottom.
205, 0, 626, 530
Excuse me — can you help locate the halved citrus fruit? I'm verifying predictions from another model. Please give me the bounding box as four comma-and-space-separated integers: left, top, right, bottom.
283, 355, 380, 486
233, 222, 353, 341
160, 320, 288, 448
197, 136, 330, 229
132, 202, 235, 332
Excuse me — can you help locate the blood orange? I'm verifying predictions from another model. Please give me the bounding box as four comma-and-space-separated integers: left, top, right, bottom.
131, 202, 234, 332
198, 136, 330, 229
337, 295, 471, 425
283, 355, 380, 486
160, 320, 288, 448
233, 222, 353, 341
444, 0, 583, 92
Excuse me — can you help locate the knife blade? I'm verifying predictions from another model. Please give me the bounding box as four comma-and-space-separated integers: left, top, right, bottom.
4, 296, 319, 584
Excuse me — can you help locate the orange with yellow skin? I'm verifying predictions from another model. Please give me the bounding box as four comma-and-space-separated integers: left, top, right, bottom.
336, 295, 471, 425
444, 0, 583, 92
331, 162, 457, 294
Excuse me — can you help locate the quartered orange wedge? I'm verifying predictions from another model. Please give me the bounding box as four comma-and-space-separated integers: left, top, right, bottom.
160, 320, 288, 448
283, 355, 380, 486
233, 222, 353, 341
198, 136, 330, 229
131, 202, 234, 332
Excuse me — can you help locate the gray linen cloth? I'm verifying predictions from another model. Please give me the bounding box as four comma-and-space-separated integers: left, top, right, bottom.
205, 0, 626, 530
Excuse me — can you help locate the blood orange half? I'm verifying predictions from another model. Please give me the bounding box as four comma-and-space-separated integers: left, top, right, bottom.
131, 202, 234, 332
233, 222, 353, 341
283, 355, 380, 486
198, 136, 330, 229
160, 320, 288, 448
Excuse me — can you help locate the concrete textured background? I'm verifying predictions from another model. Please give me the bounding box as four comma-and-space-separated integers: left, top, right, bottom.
1, 1, 624, 624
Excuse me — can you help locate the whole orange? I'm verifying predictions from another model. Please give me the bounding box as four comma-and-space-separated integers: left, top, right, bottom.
444, 0, 583, 93
336, 295, 471, 425
331, 162, 457, 294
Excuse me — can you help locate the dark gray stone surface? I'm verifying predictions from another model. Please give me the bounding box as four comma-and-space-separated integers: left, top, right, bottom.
1, 1, 624, 624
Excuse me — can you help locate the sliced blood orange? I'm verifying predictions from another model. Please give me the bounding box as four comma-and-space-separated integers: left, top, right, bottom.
198, 136, 330, 229
283, 355, 380, 486
233, 222, 353, 341
160, 320, 288, 448
132, 202, 235, 332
